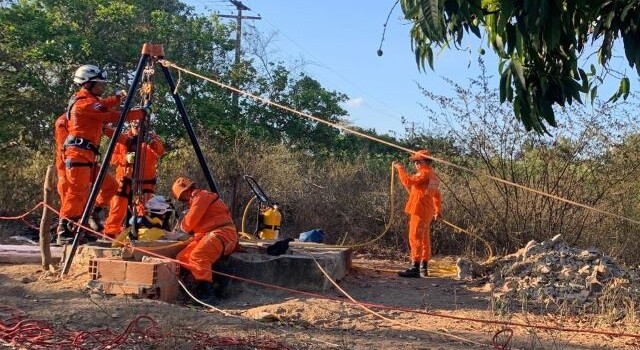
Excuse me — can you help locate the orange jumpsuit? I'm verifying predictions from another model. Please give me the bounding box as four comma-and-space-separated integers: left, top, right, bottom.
54, 114, 69, 202
103, 131, 165, 237
397, 164, 442, 262
60, 88, 143, 221
177, 189, 237, 282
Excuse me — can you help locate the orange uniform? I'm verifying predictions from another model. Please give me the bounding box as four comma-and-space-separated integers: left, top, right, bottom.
54, 114, 69, 202
59, 88, 143, 221
396, 162, 442, 262
103, 131, 165, 237
177, 189, 237, 282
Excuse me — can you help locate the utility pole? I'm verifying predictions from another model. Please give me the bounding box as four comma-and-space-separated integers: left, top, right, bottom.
218, 0, 261, 107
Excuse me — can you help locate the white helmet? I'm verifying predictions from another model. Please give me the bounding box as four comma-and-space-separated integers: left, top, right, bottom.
73, 64, 108, 85
145, 196, 173, 215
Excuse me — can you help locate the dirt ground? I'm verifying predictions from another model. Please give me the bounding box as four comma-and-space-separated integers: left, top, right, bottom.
0, 221, 638, 349
1, 247, 640, 350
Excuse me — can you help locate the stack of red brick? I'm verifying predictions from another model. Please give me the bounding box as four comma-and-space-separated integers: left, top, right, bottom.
89, 258, 180, 302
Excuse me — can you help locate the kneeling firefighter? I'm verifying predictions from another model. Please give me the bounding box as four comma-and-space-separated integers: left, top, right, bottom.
172, 177, 238, 304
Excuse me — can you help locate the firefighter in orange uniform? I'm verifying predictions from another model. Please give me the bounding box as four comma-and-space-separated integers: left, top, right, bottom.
393, 149, 442, 278
58, 64, 146, 244
172, 177, 237, 304
102, 124, 165, 238
54, 112, 70, 235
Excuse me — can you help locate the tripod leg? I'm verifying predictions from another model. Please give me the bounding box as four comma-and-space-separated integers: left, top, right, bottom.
60, 51, 151, 276
159, 64, 220, 194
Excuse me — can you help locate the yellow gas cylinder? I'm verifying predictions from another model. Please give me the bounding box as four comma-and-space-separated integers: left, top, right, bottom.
259, 205, 282, 240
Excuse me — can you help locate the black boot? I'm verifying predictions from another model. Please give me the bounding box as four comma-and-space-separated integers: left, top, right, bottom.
88, 207, 104, 232
420, 261, 429, 278
55, 218, 74, 246
196, 281, 220, 306
398, 261, 420, 278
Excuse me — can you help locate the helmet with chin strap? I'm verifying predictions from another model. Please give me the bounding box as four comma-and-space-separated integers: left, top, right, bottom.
73, 64, 108, 85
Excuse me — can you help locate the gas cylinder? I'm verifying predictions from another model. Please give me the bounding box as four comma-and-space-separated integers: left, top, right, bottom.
258, 205, 282, 240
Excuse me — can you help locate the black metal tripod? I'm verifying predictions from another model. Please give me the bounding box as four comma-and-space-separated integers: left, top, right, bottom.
60, 43, 220, 276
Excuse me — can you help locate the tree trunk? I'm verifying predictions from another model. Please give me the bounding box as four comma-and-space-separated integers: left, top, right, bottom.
39, 165, 55, 270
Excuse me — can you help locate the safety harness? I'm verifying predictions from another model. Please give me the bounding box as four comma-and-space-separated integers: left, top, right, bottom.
62, 95, 101, 166
116, 177, 158, 197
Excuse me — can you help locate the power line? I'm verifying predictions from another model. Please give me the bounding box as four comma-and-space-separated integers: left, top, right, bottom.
218, 1, 261, 107
247, 11, 413, 131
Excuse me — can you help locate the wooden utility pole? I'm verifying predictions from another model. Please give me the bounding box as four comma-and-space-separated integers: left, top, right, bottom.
218, 0, 261, 107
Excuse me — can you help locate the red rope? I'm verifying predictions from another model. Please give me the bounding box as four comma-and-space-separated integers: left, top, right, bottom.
0, 307, 292, 349
12, 202, 640, 342
0, 203, 43, 220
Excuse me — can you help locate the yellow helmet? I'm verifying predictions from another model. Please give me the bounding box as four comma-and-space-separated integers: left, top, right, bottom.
172, 177, 194, 200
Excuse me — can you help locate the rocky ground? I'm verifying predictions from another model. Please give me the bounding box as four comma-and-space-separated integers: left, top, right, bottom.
457, 234, 640, 318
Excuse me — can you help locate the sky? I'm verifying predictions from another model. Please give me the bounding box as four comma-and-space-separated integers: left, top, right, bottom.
180, 0, 494, 136
184, 1, 631, 136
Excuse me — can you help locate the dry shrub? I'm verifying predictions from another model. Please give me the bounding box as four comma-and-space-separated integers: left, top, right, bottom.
0, 145, 54, 215
157, 135, 407, 250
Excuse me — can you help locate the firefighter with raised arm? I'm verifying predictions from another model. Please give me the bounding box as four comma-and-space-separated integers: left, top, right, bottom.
102, 122, 165, 238
393, 149, 442, 278
57, 64, 148, 245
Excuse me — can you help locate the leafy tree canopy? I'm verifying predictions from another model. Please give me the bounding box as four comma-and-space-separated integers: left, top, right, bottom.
400, 0, 640, 134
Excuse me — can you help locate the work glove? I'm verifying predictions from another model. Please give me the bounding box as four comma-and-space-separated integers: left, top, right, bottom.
125, 152, 135, 164
115, 89, 128, 98
392, 161, 403, 171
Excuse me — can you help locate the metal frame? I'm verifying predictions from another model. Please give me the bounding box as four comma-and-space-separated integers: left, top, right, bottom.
61, 43, 220, 276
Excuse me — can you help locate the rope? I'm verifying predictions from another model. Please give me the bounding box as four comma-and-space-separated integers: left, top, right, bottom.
0, 305, 293, 349
174, 273, 341, 348
308, 253, 491, 347
334, 163, 396, 248
157, 59, 640, 227
25, 202, 640, 341
239, 195, 257, 240
0, 203, 43, 220
441, 218, 494, 260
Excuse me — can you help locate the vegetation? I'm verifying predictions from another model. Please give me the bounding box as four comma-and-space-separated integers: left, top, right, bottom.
400, 0, 640, 133
1, 0, 640, 268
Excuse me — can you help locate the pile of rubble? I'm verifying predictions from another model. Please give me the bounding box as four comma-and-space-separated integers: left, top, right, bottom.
457, 234, 640, 308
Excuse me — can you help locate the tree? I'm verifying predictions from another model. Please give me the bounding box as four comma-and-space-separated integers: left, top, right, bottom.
0, 0, 236, 147
400, 0, 640, 134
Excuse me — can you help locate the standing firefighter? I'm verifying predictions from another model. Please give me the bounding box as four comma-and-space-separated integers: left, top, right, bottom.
172, 177, 238, 304
57, 64, 147, 244
102, 123, 165, 238
393, 150, 442, 278
54, 112, 70, 234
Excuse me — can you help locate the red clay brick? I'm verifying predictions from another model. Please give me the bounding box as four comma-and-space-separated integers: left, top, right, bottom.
89, 258, 180, 302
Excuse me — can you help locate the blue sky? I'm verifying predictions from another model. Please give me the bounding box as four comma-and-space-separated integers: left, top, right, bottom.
183, 0, 493, 135
184, 1, 632, 136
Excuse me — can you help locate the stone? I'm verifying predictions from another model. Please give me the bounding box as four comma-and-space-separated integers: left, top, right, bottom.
577, 265, 591, 277
538, 265, 551, 274
455, 257, 474, 280
585, 275, 604, 293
